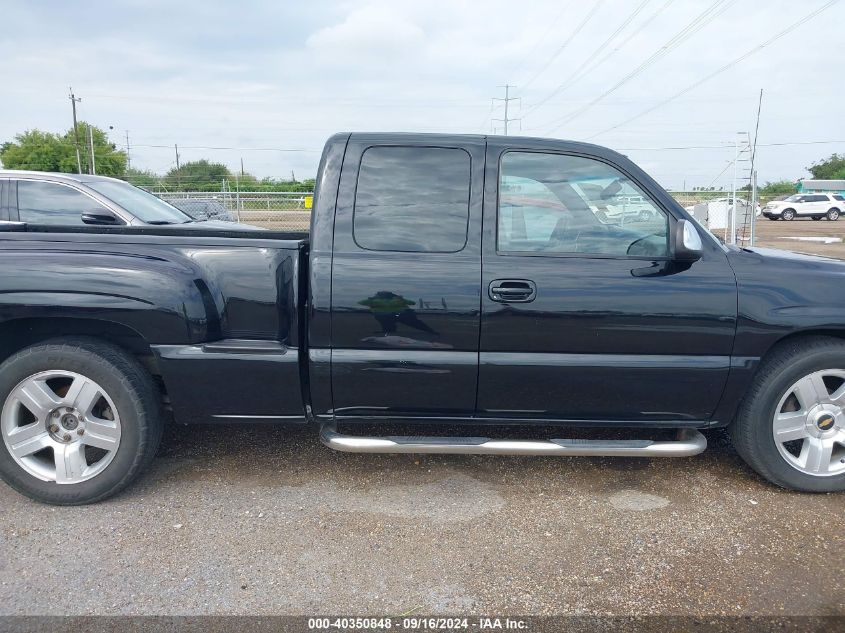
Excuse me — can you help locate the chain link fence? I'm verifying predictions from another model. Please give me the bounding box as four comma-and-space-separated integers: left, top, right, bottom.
155, 191, 313, 231
152, 190, 758, 236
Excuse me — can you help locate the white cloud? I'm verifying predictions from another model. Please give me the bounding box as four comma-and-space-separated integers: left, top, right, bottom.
306, 4, 426, 61
0, 0, 843, 187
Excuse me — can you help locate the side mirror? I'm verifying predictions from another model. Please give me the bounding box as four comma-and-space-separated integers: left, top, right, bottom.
673, 219, 703, 261
81, 209, 121, 225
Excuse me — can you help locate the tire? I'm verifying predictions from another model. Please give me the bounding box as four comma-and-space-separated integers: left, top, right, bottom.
827, 208, 840, 221
730, 335, 845, 492
0, 337, 162, 505
781, 208, 796, 221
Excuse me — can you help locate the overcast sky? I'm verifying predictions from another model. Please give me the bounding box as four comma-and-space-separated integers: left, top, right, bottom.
2, 0, 843, 189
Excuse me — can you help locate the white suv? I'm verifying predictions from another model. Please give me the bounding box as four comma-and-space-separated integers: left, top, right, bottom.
762, 193, 844, 221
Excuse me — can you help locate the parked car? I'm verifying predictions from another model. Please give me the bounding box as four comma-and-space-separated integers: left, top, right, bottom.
762, 193, 844, 221
0, 170, 258, 230
167, 198, 235, 222
1, 133, 845, 505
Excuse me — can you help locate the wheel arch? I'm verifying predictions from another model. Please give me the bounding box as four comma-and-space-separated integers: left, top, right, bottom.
0, 318, 169, 413
759, 329, 845, 366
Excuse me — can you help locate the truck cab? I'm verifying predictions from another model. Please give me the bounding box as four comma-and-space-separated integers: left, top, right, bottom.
310, 133, 734, 428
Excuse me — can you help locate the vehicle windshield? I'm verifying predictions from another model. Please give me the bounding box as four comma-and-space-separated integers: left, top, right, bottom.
86, 180, 195, 224
784, 194, 803, 202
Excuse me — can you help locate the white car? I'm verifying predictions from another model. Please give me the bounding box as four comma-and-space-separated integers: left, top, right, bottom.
762, 193, 844, 221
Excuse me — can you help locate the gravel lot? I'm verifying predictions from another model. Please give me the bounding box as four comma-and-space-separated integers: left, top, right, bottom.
1, 217, 844, 618
0, 423, 843, 616
752, 215, 845, 259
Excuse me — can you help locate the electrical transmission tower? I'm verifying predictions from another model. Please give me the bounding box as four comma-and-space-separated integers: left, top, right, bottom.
735, 90, 765, 246
491, 85, 520, 135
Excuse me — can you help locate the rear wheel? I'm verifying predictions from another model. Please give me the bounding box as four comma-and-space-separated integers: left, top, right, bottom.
781, 208, 796, 221
827, 208, 840, 221
730, 336, 845, 492
0, 338, 162, 505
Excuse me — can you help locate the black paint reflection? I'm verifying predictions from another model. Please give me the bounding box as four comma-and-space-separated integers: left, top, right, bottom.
359, 291, 438, 337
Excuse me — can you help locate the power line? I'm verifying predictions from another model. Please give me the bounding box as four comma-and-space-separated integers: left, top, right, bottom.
523, 0, 652, 118
587, 0, 840, 140
612, 139, 845, 151
508, 0, 575, 79
562, 0, 676, 95
519, 1, 605, 92
128, 143, 318, 152
541, 0, 735, 133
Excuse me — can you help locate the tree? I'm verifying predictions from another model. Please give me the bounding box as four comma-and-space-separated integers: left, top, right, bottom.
66, 122, 127, 176
0, 122, 126, 176
122, 167, 160, 188
807, 154, 845, 180
0, 129, 76, 172
165, 159, 230, 191
760, 180, 797, 197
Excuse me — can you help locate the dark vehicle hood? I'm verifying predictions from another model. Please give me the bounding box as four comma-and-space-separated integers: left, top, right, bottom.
737, 246, 845, 270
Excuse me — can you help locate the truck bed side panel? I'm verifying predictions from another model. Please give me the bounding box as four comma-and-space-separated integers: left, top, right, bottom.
0, 231, 307, 423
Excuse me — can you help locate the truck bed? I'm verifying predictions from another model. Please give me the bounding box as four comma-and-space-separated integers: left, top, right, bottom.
0, 224, 310, 424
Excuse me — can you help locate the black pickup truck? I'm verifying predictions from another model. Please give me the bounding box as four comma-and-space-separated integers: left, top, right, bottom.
1, 133, 844, 505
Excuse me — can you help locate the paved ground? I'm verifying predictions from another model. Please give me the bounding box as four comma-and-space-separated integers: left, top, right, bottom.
0, 423, 843, 616
1, 216, 844, 618
752, 216, 845, 259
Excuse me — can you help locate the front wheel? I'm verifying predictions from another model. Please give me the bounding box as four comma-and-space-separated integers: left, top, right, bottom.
827, 208, 841, 221
781, 208, 796, 221
730, 336, 845, 492
0, 338, 163, 505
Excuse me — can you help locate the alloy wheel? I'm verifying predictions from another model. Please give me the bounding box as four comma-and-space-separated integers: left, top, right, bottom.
1, 371, 122, 484
772, 369, 845, 477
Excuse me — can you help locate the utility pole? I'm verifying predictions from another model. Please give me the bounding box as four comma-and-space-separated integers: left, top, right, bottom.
88, 126, 96, 175
125, 130, 131, 170
492, 84, 520, 135
174, 144, 181, 188
68, 88, 82, 174
240, 157, 245, 177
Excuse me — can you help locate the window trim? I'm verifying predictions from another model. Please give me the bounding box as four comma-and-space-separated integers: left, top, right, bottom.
495, 149, 673, 261
14, 177, 128, 226
351, 144, 472, 254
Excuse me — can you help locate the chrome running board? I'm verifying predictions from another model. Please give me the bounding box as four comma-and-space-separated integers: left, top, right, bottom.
319, 424, 707, 458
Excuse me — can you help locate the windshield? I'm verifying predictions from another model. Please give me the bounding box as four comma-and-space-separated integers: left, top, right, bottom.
86, 180, 194, 224
784, 194, 803, 202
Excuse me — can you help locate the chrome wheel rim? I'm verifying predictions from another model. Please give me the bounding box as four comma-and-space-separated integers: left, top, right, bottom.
772, 369, 845, 477
1, 371, 121, 484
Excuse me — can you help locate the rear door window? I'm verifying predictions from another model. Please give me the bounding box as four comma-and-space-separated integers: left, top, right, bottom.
353, 146, 471, 252
17, 180, 107, 225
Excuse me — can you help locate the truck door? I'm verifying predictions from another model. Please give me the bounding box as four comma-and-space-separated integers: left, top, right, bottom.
329, 135, 484, 420
477, 141, 738, 424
